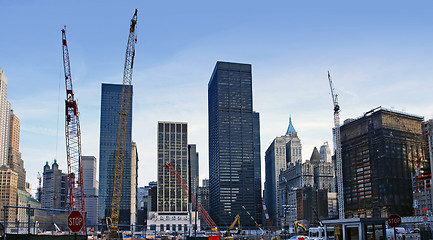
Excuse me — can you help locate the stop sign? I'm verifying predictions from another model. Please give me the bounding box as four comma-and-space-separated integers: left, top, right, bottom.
68, 211, 84, 232
387, 214, 401, 227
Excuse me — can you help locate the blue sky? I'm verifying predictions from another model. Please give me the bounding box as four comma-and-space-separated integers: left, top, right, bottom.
1, 1, 432, 193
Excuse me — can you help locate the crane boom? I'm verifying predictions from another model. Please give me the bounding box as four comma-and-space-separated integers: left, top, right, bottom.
163, 162, 219, 233
62, 27, 85, 214
109, 9, 137, 239
328, 71, 344, 219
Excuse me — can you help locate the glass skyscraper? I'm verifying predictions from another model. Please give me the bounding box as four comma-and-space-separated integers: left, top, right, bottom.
98, 83, 133, 227
208, 61, 262, 227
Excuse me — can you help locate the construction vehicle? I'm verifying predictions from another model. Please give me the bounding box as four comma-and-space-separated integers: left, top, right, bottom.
107, 9, 138, 239
62, 27, 85, 214
294, 221, 307, 235
327, 71, 344, 219
223, 214, 241, 240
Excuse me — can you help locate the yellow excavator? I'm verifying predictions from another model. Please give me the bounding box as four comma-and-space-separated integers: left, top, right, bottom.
223, 214, 241, 240
294, 221, 307, 235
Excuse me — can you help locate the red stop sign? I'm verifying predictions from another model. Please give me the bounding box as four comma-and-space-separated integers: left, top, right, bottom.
68, 211, 84, 232
387, 214, 401, 227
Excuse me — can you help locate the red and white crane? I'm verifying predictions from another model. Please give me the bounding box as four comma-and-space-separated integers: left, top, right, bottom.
62, 27, 85, 213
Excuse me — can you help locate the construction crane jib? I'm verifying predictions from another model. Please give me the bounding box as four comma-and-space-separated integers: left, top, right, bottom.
108, 9, 137, 239
328, 71, 344, 219
62, 27, 85, 214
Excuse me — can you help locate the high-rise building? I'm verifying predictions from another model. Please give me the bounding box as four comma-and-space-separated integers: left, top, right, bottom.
0, 166, 18, 222
98, 83, 133, 226
42, 160, 68, 209
340, 107, 425, 217
208, 61, 261, 227
265, 136, 288, 227
82, 156, 99, 227
149, 121, 195, 233
319, 142, 332, 163
157, 121, 188, 213
8, 110, 26, 191
264, 118, 301, 227
131, 142, 138, 228
425, 120, 433, 213
0, 69, 11, 166
188, 144, 199, 195
286, 117, 302, 164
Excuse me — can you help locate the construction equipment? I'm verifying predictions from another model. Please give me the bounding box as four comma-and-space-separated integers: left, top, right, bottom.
62, 27, 85, 214
242, 205, 264, 234
223, 214, 241, 240
262, 198, 275, 232
108, 9, 138, 239
163, 162, 219, 234
328, 71, 344, 219
294, 221, 307, 235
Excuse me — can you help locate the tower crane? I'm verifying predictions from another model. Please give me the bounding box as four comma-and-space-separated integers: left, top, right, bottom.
62, 27, 85, 213
108, 9, 137, 239
327, 71, 344, 219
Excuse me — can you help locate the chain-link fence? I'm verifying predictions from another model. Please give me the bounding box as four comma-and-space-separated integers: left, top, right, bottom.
1, 205, 87, 238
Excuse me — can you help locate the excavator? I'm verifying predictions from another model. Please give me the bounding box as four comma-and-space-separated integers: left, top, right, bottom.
294, 221, 307, 235
223, 214, 241, 240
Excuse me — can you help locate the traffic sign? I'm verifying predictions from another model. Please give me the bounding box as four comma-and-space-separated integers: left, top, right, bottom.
68, 211, 84, 232
387, 214, 401, 227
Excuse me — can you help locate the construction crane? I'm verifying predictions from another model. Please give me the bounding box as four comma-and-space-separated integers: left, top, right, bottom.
163, 162, 219, 234
261, 199, 274, 232
62, 27, 85, 213
108, 9, 137, 239
294, 221, 307, 235
327, 71, 344, 219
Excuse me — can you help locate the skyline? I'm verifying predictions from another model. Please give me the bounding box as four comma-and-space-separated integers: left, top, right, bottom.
1, 1, 433, 193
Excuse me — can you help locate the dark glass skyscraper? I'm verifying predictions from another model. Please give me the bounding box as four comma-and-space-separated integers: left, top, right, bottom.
208, 61, 262, 227
98, 83, 133, 227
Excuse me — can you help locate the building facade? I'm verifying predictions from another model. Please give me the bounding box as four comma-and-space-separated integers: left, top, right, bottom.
0, 166, 18, 222
8, 110, 26, 191
286, 117, 302, 164
340, 107, 425, 217
319, 142, 332, 163
98, 83, 133, 226
41, 160, 68, 210
149, 121, 193, 233
188, 144, 199, 195
82, 156, 99, 228
208, 61, 262, 227
0, 69, 11, 166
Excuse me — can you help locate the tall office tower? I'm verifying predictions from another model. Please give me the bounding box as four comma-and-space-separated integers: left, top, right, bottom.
252, 112, 262, 225
82, 156, 99, 227
98, 83, 133, 226
340, 107, 425, 217
208, 61, 261, 227
426, 120, 433, 211
285, 117, 302, 163
265, 136, 288, 227
0, 69, 11, 166
131, 142, 138, 227
0, 166, 18, 222
41, 160, 68, 209
202, 179, 209, 187
157, 122, 188, 212
8, 110, 26, 190
319, 142, 332, 163
188, 144, 199, 195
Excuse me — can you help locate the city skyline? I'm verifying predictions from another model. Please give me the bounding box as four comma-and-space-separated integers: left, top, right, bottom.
0, 1, 433, 192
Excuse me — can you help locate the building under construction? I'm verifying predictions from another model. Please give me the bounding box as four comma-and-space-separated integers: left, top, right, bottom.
340, 107, 426, 218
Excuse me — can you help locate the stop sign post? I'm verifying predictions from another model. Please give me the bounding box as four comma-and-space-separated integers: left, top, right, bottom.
387, 214, 401, 227
68, 211, 84, 232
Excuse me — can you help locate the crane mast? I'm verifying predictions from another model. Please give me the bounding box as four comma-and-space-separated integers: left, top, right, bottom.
62, 27, 85, 213
108, 9, 137, 239
328, 71, 344, 219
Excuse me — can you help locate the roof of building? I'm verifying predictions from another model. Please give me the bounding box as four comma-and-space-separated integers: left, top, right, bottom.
310, 147, 322, 163
285, 116, 297, 135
